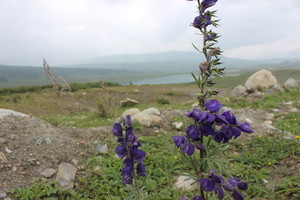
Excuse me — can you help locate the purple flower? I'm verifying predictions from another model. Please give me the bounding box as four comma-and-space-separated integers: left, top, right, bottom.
172, 135, 186, 147
201, 0, 218, 13
112, 123, 123, 137
237, 181, 248, 190
181, 142, 195, 155
200, 124, 215, 136
130, 147, 146, 163
228, 178, 239, 187
137, 163, 146, 176
199, 112, 215, 124
193, 16, 203, 29
237, 122, 254, 133
115, 143, 127, 158
121, 165, 133, 184
199, 178, 215, 191
205, 99, 222, 113
185, 107, 202, 121
195, 143, 206, 151
232, 190, 244, 200
214, 185, 225, 199
206, 33, 217, 40
192, 196, 203, 200
180, 197, 189, 200
186, 125, 200, 140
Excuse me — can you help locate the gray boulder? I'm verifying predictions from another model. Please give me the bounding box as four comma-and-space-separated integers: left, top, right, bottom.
231, 85, 247, 97
121, 108, 141, 118
120, 98, 139, 107
142, 107, 161, 116
131, 112, 152, 127
284, 78, 299, 88
245, 70, 278, 91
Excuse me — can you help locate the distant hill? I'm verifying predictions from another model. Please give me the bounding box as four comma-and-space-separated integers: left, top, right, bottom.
0, 51, 299, 88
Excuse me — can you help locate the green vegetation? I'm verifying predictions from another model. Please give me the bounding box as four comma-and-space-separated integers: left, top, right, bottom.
2, 84, 299, 199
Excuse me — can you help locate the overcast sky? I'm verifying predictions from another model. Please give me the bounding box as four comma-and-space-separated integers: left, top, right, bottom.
0, 0, 300, 65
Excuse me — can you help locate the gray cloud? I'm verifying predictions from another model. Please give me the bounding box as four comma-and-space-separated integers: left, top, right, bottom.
0, 0, 299, 65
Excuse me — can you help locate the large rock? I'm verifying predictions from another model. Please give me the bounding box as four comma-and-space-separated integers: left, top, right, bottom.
231, 85, 247, 97
245, 70, 278, 91
121, 108, 141, 118
149, 115, 163, 126
56, 162, 77, 190
284, 78, 299, 88
131, 112, 152, 127
142, 108, 161, 116
120, 98, 139, 107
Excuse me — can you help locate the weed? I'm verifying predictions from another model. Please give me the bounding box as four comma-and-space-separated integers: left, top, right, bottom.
156, 97, 170, 105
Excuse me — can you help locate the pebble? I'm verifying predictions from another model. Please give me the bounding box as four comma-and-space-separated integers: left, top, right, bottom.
172, 122, 184, 130
34, 138, 42, 145
12, 166, 17, 172
265, 113, 275, 121
282, 101, 293, 105
0, 138, 6, 144
56, 162, 77, 190
5, 147, 12, 154
45, 138, 52, 144
95, 144, 108, 154
271, 109, 279, 113
263, 121, 273, 126
290, 108, 298, 113
41, 168, 57, 178
0, 193, 7, 198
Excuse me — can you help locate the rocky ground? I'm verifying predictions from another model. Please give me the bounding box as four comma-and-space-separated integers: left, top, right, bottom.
1, 100, 298, 196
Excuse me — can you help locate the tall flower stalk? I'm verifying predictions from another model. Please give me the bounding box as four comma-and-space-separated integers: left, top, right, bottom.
174, 1, 253, 199
112, 115, 147, 199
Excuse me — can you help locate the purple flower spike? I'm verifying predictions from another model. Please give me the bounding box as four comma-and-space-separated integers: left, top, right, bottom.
192, 196, 203, 200
199, 178, 215, 191
206, 33, 217, 40
181, 142, 195, 155
205, 99, 222, 113
238, 181, 248, 190
131, 147, 146, 163
232, 190, 244, 200
112, 123, 123, 137
172, 135, 186, 147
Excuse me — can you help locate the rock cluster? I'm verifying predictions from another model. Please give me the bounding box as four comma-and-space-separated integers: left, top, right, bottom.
231, 69, 299, 98
120, 108, 163, 127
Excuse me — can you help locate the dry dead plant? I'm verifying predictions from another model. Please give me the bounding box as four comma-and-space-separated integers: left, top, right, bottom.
43, 58, 79, 112
97, 80, 113, 118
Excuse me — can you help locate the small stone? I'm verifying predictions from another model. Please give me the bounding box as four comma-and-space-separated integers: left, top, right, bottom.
12, 166, 17, 172
272, 109, 279, 113
0, 138, 6, 144
231, 85, 247, 97
72, 159, 78, 165
290, 108, 298, 113
282, 101, 293, 105
95, 144, 108, 154
35, 138, 43, 145
45, 138, 52, 144
172, 122, 184, 130
284, 78, 299, 88
173, 176, 196, 190
0, 152, 7, 163
11, 134, 18, 140
265, 113, 275, 120
4, 198, 12, 200
41, 168, 56, 178
0, 193, 7, 198
263, 121, 273, 126
56, 162, 77, 190
5, 147, 12, 154
262, 179, 269, 184
93, 166, 101, 173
